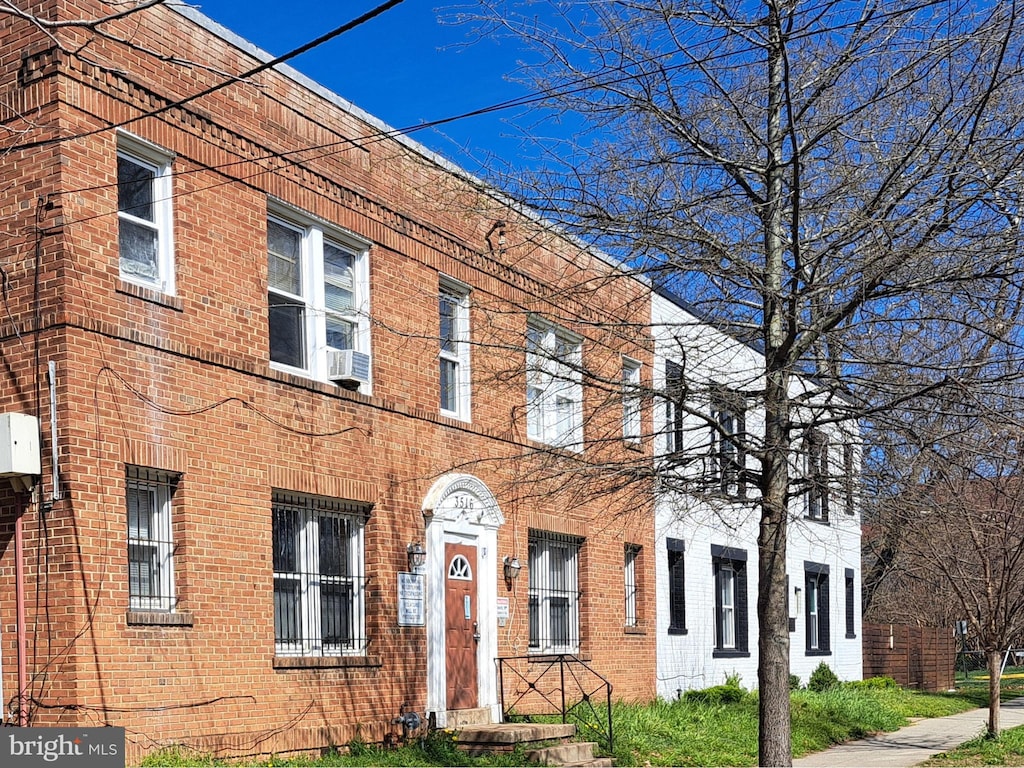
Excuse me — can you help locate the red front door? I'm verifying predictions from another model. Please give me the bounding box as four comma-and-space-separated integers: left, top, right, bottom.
445, 542, 478, 709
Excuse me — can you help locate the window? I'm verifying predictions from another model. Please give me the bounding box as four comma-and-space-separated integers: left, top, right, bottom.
267, 206, 370, 386
667, 538, 687, 634
622, 358, 641, 444
126, 466, 178, 612
439, 280, 470, 419
712, 545, 749, 657
272, 492, 368, 656
711, 389, 745, 496
805, 562, 831, 655
805, 430, 830, 522
843, 443, 857, 516
117, 133, 174, 293
845, 568, 856, 639
526, 320, 582, 449
528, 531, 581, 652
624, 544, 640, 627
664, 359, 685, 454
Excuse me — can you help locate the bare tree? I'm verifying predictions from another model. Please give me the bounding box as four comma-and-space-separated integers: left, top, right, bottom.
866, 375, 1024, 737
457, 1, 1024, 762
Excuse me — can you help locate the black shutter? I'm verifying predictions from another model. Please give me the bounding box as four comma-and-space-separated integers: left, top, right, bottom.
820, 573, 831, 652
804, 571, 812, 651
735, 561, 748, 652
713, 558, 723, 648
668, 538, 687, 634
845, 569, 856, 638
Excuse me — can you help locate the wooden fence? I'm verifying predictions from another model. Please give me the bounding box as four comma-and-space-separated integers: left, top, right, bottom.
862, 623, 955, 691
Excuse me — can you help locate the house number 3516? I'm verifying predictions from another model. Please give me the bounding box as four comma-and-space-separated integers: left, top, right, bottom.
453, 495, 476, 509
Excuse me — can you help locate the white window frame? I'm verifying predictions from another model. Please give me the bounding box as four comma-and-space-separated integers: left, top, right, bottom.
805, 564, 831, 654
717, 563, 736, 649
117, 132, 175, 294
272, 492, 367, 657
624, 543, 640, 627
808, 573, 821, 651
622, 358, 641, 444
526, 319, 583, 450
439, 278, 471, 420
267, 202, 371, 390
126, 466, 177, 612
528, 532, 581, 653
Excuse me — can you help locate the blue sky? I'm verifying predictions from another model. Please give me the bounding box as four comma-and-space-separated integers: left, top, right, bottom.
191, 0, 541, 174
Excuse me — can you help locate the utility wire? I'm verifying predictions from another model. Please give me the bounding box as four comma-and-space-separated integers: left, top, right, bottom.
7, 0, 407, 153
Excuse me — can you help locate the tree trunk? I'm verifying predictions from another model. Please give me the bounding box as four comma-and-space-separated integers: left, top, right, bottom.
757, 450, 792, 765
988, 649, 1002, 738
757, 6, 793, 765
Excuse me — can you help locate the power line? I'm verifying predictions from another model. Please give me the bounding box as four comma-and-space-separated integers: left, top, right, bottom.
5, 0, 407, 153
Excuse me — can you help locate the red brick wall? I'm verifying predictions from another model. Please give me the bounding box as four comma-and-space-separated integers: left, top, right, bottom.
0, 1, 656, 762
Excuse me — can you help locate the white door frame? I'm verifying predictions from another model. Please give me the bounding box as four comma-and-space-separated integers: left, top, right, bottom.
422, 474, 503, 726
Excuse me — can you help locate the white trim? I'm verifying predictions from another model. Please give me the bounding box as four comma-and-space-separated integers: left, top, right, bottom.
526, 318, 583, 450
439, 277, 471, 421
267, 201, 372, 392
422, 474, 503, 726
116, 131, 175, 295
622, 357, 642, 444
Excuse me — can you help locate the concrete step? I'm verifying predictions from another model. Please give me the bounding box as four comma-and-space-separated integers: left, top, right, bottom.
444, 707, 492, 728
455, 722, 576, 755
525, 741, 600, 765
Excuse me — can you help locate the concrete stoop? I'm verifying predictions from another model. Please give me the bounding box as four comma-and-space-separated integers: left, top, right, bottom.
444, 707, 493, 728
455, 722, 612, 766
526, 741, 612, 767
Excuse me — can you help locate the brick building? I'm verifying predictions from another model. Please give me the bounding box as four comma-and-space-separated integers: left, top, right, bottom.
0, 1, 654, 760
0, 1, 860, 762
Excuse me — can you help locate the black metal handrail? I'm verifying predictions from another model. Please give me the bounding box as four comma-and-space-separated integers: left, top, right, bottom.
496, 654, 613, 754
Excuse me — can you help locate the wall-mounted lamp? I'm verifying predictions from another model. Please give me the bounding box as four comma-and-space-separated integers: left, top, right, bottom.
503, 556, 522, 590
407, 542, 426, 572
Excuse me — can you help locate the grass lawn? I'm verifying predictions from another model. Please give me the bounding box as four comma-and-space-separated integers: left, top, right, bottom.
914, 666, 1024, 766
924, 728, 1024, 766
140, 674, 999, 767
606, 679, 981, 766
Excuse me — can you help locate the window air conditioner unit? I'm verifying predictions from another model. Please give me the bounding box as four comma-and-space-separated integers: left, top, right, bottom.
328, 349, 371, 386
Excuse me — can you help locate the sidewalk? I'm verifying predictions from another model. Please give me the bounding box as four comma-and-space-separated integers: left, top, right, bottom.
792, 696, 1024, 767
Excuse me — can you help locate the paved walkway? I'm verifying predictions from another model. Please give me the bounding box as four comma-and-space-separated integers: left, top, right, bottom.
792, 696, 1024, 767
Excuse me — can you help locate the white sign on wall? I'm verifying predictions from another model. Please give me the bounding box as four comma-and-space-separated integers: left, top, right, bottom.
398, 572, 425, 626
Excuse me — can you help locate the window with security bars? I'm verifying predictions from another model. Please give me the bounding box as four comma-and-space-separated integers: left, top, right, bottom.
272, 492, 367, 656
528, 531, 581, 653
126, 466, 178, 612
624, 544, 640, 627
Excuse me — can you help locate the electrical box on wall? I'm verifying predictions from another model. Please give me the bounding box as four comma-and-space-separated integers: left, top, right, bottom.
0, 413, 40, 486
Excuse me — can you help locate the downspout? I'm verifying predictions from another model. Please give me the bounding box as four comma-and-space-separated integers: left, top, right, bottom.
15, 492, 27, 726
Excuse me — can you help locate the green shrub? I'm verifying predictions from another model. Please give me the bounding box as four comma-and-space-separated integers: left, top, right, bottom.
808, 662, 841, 692
789, 674, 802, 690
844, 676, 899, 691
682, 677, 748, 705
